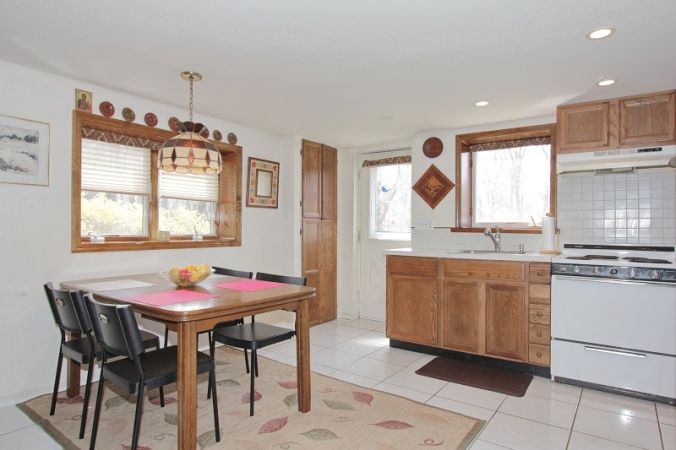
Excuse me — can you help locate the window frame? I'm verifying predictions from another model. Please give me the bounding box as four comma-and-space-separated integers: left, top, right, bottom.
453, 123, 557, 234
71, 110, 242, 252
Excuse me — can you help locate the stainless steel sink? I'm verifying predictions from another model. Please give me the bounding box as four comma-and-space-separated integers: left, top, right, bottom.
459, 249, 527, 255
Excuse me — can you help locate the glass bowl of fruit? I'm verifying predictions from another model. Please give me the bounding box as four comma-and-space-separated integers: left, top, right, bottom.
162, 264, 212, 287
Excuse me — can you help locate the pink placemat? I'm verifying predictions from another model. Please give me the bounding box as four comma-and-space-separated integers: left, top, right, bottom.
128, 290, 217, 306
216, 279, 284, 292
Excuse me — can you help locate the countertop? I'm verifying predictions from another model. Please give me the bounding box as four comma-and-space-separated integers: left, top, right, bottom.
384, 247, 553, 263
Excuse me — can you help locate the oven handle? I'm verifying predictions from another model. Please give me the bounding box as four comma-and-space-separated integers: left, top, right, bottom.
552, 274, 674, 287
584, 346, 647, 359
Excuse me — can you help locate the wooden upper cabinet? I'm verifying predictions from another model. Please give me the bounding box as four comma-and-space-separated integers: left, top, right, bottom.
484, 282, 526, 361
302, 140, 322, 219
557, 90, 676, 154
619, 92, 675, 145
321, 145, 337, 219
557, 102, 611, 153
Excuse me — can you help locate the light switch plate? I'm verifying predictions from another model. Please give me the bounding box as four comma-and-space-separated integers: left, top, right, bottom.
417, 219, 433, 229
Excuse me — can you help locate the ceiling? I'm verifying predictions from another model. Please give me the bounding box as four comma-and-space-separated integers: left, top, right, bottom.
1, 1, 675, 148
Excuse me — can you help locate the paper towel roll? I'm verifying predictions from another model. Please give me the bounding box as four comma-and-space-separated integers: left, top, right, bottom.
542, 215, 556, 251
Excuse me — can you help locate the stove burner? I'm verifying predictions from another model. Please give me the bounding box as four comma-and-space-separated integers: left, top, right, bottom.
622, 257, 672, 264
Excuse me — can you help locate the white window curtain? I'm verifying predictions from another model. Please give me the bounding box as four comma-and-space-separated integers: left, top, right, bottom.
81, 140, 150, 195
159, 171, 219, 202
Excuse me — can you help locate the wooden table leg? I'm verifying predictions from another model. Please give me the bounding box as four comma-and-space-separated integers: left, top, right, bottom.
296, 298, 311, 412
177, 321, 197, 450
66, 332, 80, 397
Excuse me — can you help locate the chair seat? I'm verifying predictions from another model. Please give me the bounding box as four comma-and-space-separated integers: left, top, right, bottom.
213, 318, 244, 330
61, 330, 159, 364
102, 346, 213, 392
212, 322, 295, 350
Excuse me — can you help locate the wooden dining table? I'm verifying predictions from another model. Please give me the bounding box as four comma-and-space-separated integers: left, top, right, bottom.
61, 272, 316, 450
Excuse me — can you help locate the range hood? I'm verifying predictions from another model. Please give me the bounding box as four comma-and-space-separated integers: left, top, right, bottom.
557, 145, 676, 174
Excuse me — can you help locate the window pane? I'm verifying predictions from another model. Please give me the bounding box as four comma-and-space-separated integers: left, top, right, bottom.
474, 145, 550, 225
159, 198, 217, 236
374, 164, 411, 233
81, 191, 148, 236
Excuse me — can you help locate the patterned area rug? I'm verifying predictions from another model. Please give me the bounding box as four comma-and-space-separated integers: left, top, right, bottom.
19, 347, 484, 449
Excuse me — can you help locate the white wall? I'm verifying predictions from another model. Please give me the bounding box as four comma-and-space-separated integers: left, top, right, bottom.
0, 60, 300, 405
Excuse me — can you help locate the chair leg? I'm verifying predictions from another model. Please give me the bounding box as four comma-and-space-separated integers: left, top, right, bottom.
249, 350, 258, 416
207, 332, 214, 399
50, 350, 64, 416
209, 368, 221, 442
78, 361, 95, 439
130, 384, 145, 450
244, 348, 250, 374
163, 327, 169, 348
89, 373, 106, 450
155, 342, 165, 407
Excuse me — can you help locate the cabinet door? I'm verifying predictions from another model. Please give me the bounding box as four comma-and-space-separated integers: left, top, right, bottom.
485, 282, 526, 361
441, 279, 482, 354
620, 92, 675, 145
302, 140, 322, 219
557, 102, 611, 153
321, 145, 337, 219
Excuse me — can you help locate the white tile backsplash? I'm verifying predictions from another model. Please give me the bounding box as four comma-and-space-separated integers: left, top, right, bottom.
558, 171, 676, 245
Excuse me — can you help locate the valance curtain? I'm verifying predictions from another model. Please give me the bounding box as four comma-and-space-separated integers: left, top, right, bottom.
468, 136, 551, 152
82, 127, 162, 151
361, 155, 412, 168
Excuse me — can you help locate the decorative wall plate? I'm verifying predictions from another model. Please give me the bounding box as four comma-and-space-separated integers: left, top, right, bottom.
122, 107, 135, 122
212, 130, 223, 141
422, 137, 443, 158
412, 164, 455, 209
227, 132, 238, 145
144, 112, 158, 127
199, 127, 209, 139
98, 101, 115, 117
168, 116, 180, 132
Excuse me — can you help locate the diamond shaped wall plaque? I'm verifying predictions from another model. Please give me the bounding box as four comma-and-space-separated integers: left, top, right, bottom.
412, 164, 455, 209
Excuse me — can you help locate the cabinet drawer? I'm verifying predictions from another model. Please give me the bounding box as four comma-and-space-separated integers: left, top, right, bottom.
443, 259, 525, 281
529, 324, 551, 345
529, 284, 551, 304
529, 343, 551, 366
387, 256, 438, 276
529, 264, 551, 283
529, 304, 550, 325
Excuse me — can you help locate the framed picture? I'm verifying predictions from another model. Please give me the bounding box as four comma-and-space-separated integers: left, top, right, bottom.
246, 157, 279, 208
0, 114, 50, 186
75, 88, 92, 112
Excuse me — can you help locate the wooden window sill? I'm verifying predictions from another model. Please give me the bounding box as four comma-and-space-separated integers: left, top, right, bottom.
72, 238, 241, 253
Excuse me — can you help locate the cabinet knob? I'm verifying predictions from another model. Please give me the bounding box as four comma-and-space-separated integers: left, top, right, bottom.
537, 271, 544, 276
536, 311, 543, 317
537, 352, 543, 357
536, 331, 542, 337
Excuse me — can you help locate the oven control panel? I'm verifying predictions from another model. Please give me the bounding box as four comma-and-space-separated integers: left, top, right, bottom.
552, 264, 676, 283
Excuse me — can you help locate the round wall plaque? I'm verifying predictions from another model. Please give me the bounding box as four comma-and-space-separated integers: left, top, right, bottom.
422, 137, 443, 158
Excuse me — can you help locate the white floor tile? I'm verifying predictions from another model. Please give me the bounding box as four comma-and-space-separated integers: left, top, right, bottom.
469, 440, 511, 449
0, 425, 62, 450
498, 394, 577, 429
334, 338, 383, 357
580, 388, 657, 421
270, 340, 325, 358
0, 405, 34, 436
383, 366, 447, 395
366, 346, 425, 366
317, 325, 369, 340
310, 362, 334, 375
567, 432, 644, 450
573, 405, 662, 449
328, 370, 380, 388
373, 382, 433, 403
657, 402, 676, 426
262, 351, 296, 367
340, 357, 403, 380
308, 330, 350, 347
405, 354, 436, 370
662, 423, 676, 450
427, 396, 495, 421
351, 332, 389, 348
343, 318, 385, 331
479, 412, 569, 450
526, 376, 582, 405
311, 348, 363, 369
436, 382, 506, 410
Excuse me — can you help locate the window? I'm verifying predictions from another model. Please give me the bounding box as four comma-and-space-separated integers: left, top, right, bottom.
454, 124, 556, 232
363, 154, 412, 240
72, 111, 241, 252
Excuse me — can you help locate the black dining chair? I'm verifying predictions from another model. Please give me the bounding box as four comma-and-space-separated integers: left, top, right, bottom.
85, 295, 220, 450
211, 272, 306, 416
44, 283, 161, 439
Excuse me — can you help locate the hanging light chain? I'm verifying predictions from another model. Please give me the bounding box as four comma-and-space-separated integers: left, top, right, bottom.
188, 74, 194, 122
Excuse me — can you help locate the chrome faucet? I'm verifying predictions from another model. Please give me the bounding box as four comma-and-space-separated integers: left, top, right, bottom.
483, 227, 502, 252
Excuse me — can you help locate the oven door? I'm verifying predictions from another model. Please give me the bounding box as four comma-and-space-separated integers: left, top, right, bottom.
551, 275, 676, 356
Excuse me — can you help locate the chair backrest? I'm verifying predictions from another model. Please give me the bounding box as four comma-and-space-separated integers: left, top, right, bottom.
255, 272, 307, 286
44, 282, 92, 335
85, 295, 145, 360
212, 266, 253, 279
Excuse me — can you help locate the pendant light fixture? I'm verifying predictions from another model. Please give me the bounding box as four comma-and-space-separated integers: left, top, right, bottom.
159, 71, 221, 174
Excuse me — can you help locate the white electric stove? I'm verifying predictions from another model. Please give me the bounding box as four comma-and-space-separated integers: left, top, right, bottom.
551, 244, 676, 403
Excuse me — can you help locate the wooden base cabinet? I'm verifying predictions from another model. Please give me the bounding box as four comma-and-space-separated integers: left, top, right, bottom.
484, 282, 526, 361
441, 279, 482, 354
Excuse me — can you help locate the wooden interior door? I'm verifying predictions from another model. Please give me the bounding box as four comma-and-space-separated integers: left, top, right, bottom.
302, 140, 322, 219
484, 282, 526, 361
441, 279, 483, 354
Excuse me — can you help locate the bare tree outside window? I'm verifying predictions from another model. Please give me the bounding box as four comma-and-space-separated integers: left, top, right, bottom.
373, 164, 411, 235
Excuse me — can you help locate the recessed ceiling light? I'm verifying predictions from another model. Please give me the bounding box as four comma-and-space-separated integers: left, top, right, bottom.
587, 27, 615, 40
474, 100, 489, 107
597, 79, 616, 86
